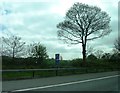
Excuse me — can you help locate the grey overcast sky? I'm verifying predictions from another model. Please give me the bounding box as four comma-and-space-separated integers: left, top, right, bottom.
0, 0, 119, 60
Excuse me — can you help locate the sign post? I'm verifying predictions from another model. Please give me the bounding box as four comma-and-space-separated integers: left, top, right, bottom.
55, 54, 60, 76
55, 54, 60, 65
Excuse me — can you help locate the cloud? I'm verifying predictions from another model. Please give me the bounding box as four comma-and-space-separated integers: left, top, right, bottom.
1, 0, 119, 60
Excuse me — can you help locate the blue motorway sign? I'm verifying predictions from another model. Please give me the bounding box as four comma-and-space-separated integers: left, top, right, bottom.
55, 54, 60, 65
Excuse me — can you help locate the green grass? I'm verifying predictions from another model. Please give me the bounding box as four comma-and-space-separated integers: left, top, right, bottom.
2, 71, 32, 80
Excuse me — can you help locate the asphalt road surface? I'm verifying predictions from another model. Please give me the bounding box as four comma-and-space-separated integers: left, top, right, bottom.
2, 71, 120, 92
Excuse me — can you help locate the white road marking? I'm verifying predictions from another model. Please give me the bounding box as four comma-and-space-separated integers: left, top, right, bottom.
12, 74, 119, 92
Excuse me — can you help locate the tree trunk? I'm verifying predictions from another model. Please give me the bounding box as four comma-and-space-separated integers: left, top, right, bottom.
12, 48, 15, 62
82, 43, 86, 66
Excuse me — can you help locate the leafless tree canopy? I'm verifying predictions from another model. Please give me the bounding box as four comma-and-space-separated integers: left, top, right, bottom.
114, 37, 120, 52
2, 35, 25, 58
86, 45, 95, 57
57, 3, 111, 44
94, 50, 104, 59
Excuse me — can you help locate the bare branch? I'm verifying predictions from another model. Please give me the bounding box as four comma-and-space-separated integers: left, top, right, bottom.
56, 2, 111, 63
2, 35, 25, 58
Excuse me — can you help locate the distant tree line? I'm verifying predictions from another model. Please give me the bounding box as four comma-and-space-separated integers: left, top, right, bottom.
1, 33, 120, 69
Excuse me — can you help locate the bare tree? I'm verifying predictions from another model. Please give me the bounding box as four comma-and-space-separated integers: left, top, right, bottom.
2, 35, 25, 62
114, 37, 120, 52
57, 3, 111, 64
86, 45, 95, 57
94, 50, 104, 59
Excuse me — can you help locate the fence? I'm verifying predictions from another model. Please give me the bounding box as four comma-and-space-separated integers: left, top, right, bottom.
1, 67, 119, 80
2, 68, 84, 79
